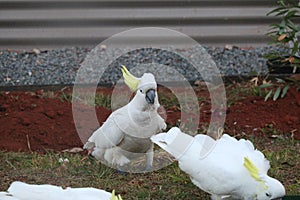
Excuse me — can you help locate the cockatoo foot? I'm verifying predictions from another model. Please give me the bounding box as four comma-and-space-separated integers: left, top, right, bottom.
104, 148, 130, 166
160, 122, 167, 131
115, 167, 129, 176
83, 141, 95, 150
217, 127, 224, 139
142, 164, 152, 173
91, 148, 105, 160
113, 155, 130, 166
211, 195, 232, 200
86, 149, 92, 155
211, 194, 223, 200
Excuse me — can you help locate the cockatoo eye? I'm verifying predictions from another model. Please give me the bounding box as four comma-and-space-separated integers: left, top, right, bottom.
265, 192, 271, 197
139, 89, 143, 93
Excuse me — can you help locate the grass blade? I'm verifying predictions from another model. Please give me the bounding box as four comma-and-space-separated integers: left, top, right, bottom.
265, 90, 273, 101
275, 78, 285, 83
259, 83, 273, 89
267, 7, 286, 16
281, 85, 289, 98
273, 87, 281, 101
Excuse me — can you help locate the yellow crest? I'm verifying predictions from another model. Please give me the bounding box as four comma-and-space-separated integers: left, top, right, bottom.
243, 157, 268, 190
110, 190, 123, 200
121, 65, 140, 92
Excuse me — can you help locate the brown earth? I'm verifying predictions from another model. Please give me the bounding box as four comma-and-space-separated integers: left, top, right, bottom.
0, 85, 299, 152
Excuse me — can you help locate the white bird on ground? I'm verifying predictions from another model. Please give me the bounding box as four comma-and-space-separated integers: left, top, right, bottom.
84, 65, 166, 170
151, 127, 286, 200
0, 181, 122, 200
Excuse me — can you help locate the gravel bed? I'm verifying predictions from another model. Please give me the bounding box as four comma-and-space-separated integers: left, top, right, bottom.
0, 46, 286, 86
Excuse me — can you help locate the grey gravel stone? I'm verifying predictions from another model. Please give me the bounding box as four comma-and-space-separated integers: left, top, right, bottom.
0, 46, 287, 86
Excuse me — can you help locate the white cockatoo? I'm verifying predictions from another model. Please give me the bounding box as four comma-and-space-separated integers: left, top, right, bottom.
84, 65, 166, 170
151, 127, 285, 200
0, 181, 122, 200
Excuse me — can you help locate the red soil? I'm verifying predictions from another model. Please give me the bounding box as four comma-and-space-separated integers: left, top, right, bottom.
0, 86, 299, 152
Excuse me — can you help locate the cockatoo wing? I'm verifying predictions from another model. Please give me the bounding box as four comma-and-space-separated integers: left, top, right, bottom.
85, 108, 127, 149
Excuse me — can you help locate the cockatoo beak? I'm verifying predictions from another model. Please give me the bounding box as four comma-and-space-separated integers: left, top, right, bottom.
145, 89, 155, 104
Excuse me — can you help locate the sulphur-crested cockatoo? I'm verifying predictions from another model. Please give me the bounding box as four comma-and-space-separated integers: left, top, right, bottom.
84, 65, 166, 170
0, 181, 122, 200
151, 127, 285, 200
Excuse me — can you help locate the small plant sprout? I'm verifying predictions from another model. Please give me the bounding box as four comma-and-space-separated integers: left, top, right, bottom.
259, 78, 289, 101
250, 77, 289, 101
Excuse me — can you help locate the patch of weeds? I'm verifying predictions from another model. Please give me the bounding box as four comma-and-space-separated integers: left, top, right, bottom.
259, 123, 283, 136
251, 78, 290, 101
41, 91, 57, 99
60, 92, 72, 102
9, 95, 19, 101
158, 92, 180, 110
62, 92, 112, 109
198, 96, 207, 103
94, 93, 111, 109
225, 82, 254, 106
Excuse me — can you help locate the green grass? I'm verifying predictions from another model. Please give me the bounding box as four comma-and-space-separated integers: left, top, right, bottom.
254, 136, 300, 195
158, 92, 180, 110
0, 151, 209, 199
60, 91, 112, 109
225, 82, 260, 106
0, 135, 299, 199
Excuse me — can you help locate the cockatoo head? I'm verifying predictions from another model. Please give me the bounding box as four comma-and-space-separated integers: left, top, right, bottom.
121, 65, 159, 109
244, 157, 285, 200
253, 176, 285, 200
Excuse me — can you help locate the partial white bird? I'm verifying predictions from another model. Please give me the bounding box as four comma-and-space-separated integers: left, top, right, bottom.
151, 127, 286, 200
84, 65, 166, 170
0, 181, 122, 200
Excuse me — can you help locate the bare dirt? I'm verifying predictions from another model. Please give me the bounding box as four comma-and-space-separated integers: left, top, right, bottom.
0, 85, 299, 152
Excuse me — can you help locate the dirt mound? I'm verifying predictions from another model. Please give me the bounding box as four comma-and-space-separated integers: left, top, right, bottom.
226, 87, 300, 140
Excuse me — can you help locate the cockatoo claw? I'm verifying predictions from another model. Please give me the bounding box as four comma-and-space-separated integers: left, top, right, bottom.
116, 168, 129, 176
